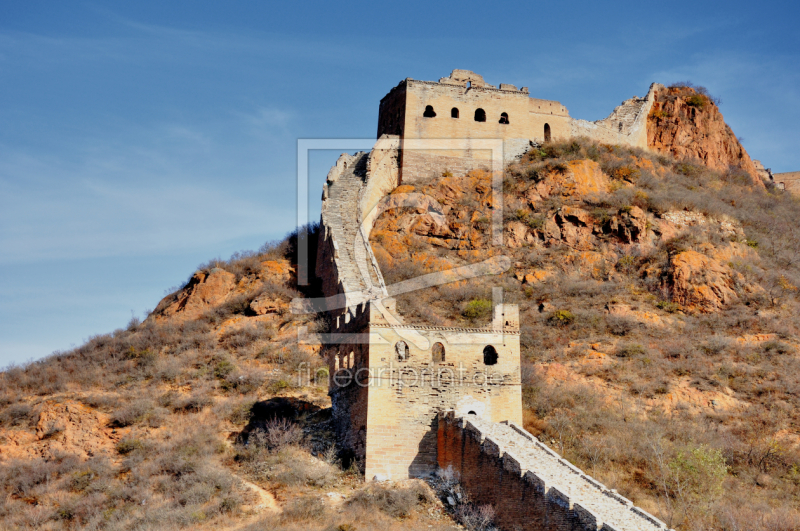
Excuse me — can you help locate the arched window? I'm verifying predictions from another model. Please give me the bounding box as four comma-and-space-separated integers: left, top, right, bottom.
432, 342, 445, 363
544, 123, 552, 143
499, 112, 509, 124
334, 355, 340, 371
468, 411, 477, 415
395, 341, 409, 361
474, 108, 486, 122
483, 345, 498, 365
423, 105, 436, 118
451, 107, 459, 118
349, 351, 354, 369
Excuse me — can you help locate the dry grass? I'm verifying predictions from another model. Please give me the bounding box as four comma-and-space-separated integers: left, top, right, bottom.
370, 138, 800, 530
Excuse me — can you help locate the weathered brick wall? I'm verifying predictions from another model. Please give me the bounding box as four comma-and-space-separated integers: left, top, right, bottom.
363, 318, 522, 480
400, 150, 492, 184
378, 82, 407, 138
774, 171, 800, 195
570, 83, 662, 149
399, 138, 532, 184
438, 413, 669, 531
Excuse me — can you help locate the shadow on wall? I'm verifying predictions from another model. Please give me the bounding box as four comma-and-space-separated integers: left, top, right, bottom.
409, 415, 439, 478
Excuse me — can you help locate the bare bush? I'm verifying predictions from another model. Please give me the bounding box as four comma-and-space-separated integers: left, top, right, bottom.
252, 418, 304, 451
110, 398, 155, 427
348, 481, 433, 518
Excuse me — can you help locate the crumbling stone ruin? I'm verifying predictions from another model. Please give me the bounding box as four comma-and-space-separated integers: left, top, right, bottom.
773, 171, 800, 194
378, 69, 662, 184
753, 160, 800, 194
313, 70, 673, 530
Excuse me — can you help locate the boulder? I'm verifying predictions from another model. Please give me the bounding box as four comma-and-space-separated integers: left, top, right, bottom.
250, 295, 283, 315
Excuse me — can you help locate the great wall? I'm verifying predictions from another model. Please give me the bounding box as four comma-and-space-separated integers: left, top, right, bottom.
312, 70, 676, 530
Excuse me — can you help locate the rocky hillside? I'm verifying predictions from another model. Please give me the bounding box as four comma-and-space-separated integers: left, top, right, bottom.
370, 138, 800, 530
648, 84, 760, 181
0, 87, 797, 531
0, 236, 460, 530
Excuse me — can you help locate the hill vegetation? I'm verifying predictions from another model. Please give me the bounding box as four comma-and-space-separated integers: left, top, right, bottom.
1, 85, 799, 530
0, 236, 457, 530
370, 135, 800, 530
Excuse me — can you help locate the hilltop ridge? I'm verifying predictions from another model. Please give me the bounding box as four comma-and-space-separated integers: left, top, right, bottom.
0, 75, 798, 530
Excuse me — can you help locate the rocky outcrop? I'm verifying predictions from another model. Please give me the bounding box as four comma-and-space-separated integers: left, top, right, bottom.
668, 250, 740, 312
150, 260, 295, 320
648, 86, 761, 184
0, 400, 118, 461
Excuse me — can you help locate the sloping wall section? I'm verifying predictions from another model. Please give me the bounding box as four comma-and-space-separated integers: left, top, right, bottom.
439, 412, 670, 531
570, 83, 663, 148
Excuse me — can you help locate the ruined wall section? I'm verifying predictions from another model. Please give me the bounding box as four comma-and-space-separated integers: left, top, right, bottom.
569, 83, 662, 149
774, 171, 800, 195
438, 413, 670, 531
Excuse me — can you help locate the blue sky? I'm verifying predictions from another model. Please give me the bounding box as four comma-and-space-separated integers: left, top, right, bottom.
1, 1, 798, 365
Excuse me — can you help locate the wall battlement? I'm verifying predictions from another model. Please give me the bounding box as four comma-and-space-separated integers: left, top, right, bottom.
438, 412, 671, 531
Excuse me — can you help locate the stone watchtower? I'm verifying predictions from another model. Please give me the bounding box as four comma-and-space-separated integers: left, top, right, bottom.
377, 69, 571, 184
376, 69, 660, 186
314, 73, 528, 479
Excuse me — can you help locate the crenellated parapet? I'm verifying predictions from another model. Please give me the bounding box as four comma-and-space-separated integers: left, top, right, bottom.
438, 411, 671, 531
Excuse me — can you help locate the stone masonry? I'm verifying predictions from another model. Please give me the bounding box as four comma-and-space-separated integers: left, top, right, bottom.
773, 171, 800, 195
313, 70, 673, 529
378, 69, 661, 184
438, 412, 668, 531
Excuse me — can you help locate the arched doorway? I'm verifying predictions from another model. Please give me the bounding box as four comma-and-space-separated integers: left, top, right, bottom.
544, 123, 551, 142
483, 345, 498, 365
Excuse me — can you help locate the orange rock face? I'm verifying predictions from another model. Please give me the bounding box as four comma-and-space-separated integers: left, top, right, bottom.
563, 160, 610, 197
150, 259, 295, 321
669, 250, 740, 312
152, 268, 236, 320
0, 400, 118, 461
647, 86, 762, 185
